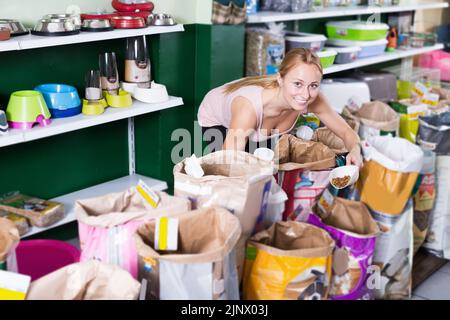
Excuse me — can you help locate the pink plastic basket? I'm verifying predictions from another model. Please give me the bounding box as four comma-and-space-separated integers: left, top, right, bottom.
418, 50, 450, 82
16, 240, 80, 281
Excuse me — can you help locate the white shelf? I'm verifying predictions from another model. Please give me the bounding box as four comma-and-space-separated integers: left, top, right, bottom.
22, 173, 168, 238
323, 43, 444, 74
0, 96, 184, 148
0, 24, 184, 52
247, 2, 449, 23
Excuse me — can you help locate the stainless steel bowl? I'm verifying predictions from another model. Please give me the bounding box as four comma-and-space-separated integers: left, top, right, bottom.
81, 19, 113, 32
148, 13, 176, 26
32, 18, 80, 36
0, 19, 29, 36
43, 14, 82, 29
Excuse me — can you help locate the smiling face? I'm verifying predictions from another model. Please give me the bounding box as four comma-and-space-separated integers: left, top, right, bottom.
277, 62, 322, 112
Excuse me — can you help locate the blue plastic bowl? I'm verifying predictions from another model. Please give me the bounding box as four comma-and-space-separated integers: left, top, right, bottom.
34, 84, 81, 118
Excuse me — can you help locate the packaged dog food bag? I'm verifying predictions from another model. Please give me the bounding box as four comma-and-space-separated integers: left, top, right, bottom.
370, 199, 414, 300
309, 196, 379, 300
243, 221, 334, 300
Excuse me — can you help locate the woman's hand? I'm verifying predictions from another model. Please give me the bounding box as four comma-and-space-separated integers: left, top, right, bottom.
346, 144, 363, 168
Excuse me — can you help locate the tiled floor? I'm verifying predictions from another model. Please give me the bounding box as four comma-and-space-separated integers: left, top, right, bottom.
412, 262, 450, 300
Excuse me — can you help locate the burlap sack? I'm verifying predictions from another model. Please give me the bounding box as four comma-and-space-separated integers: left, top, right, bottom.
243, 221, 335, 300
173, 150, 274, 280
134, 207, 241, 300
354, 101, 400, 139
309, 197, 379, 300
26, 260, 140, 300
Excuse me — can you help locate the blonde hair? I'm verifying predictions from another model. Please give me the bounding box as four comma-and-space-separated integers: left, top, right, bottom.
224, 48, 323, 94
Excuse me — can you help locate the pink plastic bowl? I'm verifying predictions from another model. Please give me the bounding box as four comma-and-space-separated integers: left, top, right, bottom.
16, 240, 80, 281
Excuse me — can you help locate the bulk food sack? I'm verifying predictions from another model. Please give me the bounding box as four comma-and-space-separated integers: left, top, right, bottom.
275, 134, 336, 221
0, 217, 19, 272
369, 199, 414, 300
357, 136, 424, 215
423, 156, 450, 259
309, 197, 379, 300
27, 260, 140, 300
354, 101, 400, 140
173, 150, 274, 279
243, 221, 334, 300
76, 188, 190, 279
413, 149, 436, 254
134, 207, 241, 300
311, 127, 353, 155
418, 112, 450, 154
246, 23, 285, 76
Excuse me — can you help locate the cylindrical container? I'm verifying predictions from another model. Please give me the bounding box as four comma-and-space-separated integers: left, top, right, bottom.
125, 36, 151, 88
85, 70, 102, 101
99, 52, 119, 94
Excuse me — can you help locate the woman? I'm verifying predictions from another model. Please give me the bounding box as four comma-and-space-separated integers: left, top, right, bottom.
198, 48, 362, 167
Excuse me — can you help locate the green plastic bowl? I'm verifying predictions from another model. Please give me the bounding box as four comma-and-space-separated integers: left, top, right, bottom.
6, 90, 51, 123
317, 49, 337, 68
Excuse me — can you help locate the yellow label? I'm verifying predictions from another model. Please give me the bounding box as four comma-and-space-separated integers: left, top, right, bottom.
136, 185, 158, 208
0, 288, 26, 300
158, 216, 168, 251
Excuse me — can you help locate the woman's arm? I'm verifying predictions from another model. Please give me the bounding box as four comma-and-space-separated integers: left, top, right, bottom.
309, 93, 363, 167
222, 97, 258, 151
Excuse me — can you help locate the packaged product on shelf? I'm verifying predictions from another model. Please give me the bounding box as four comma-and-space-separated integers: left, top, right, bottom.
26, 260, 140, 300
0, 192, 64, 228
243, 221, 334, 300
357, 136, 424, 215
0, 217, 19, 272
259, 0, 274, 10
75, 187, 190, 279
348, 71, 398, 102
274, 134, 336, 221
418, 112, 450, 154
134, 207, 241, 300
353, 101, 400, 139
272, 0, 291, 12
309, 196, 379, 300
173, 150, 274, 280
413, 149, 436, 255
388, 99, 427, 143
0, 210, 29, 236
419, 50, 450, 82
246, 23, 285, 76
423, 156, 450, 259
369, 199, 414, 300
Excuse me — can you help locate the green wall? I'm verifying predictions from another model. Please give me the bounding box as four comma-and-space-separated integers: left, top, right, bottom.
0, 23, 246, 239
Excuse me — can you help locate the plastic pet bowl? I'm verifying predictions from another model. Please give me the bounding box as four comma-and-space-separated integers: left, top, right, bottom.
82, 98, 107, 115
105, 89, 132, 108
329, 165, 359, 189
6, 90, 52, 129
16, 239, 80, 281
34, 84, 81, 118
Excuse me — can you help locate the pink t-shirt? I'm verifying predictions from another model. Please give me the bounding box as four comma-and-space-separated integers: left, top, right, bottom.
198, 83, 301, 142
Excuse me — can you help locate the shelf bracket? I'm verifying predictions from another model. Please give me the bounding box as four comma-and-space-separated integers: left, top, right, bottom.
128, 117, 136, 175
